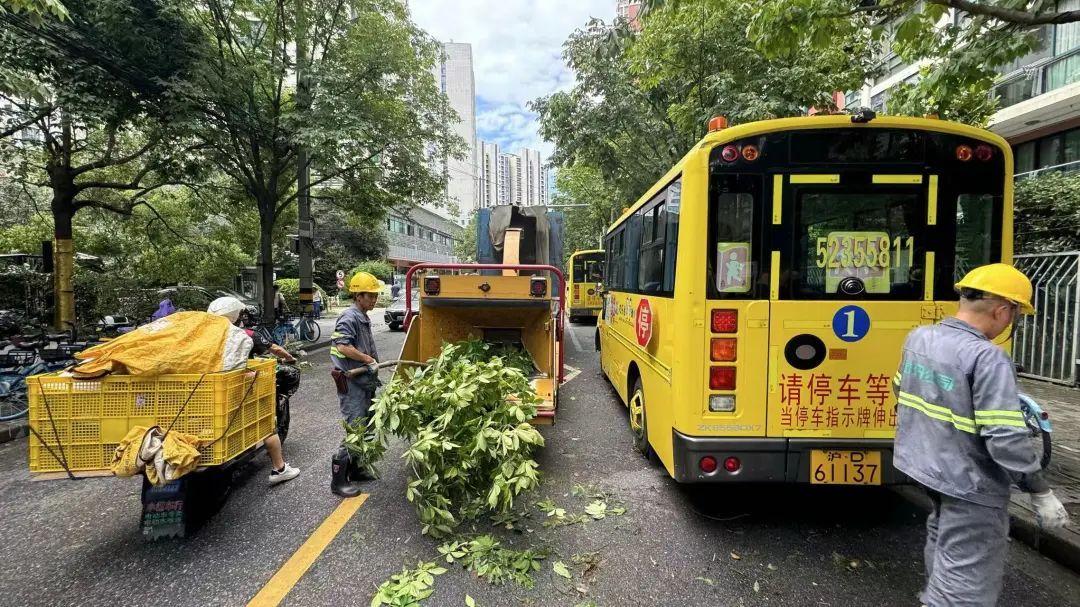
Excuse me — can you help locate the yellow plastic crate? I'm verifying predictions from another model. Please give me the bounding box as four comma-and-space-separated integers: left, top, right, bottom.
27, 358, 276, 473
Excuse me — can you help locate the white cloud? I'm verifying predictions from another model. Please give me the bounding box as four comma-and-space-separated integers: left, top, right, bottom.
409, 0, 612, 161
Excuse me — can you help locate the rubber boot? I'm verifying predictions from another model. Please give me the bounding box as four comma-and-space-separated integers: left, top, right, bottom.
331, 446, 363, 498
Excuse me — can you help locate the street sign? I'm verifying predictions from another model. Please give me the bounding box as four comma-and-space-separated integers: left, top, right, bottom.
336, 278, 345, 289
336, 269, 345, 279
635, 299, 653, 347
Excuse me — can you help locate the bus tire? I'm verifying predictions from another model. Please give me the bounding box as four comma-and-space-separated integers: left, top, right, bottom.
629, 377, 653, 459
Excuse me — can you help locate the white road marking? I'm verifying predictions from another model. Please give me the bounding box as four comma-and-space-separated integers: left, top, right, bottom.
567, 323, 585, 352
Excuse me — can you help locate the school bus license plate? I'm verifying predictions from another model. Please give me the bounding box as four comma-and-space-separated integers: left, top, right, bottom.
810, 450, 881, 485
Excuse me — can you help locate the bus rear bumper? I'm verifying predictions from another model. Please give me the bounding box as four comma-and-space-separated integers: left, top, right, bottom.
671, 430, 908, 484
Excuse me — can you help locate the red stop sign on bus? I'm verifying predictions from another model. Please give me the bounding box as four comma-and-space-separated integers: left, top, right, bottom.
635, 298, 653, 347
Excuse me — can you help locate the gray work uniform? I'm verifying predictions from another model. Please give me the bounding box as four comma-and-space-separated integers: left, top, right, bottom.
330, 306, 380, 423
893, 317, 1047, 606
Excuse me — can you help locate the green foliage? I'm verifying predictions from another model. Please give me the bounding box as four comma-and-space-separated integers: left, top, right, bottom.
1014, 171, 1080, 253
370, 561, 447, 607
454, 212, 478, 263
743, 0, 1065, 123
345, 338, 546, 538
437, 535, 547, 588
350, 259, 396, 283
0, 0, 69, 27
554, 164, 618, 262
273, 278, 328, 313
536, 0, 872, 237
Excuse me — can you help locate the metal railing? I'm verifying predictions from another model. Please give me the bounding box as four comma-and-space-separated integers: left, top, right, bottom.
993, 46, 1080, 110
1013, 253, 1080, 385
1015, 159, 1080, 180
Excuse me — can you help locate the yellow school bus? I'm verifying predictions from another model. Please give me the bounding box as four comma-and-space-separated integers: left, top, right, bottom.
596, 114, 1011, 484
566, 249, 605, 322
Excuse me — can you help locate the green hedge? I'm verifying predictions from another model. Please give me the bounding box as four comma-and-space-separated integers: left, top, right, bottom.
274, 278, 328, 313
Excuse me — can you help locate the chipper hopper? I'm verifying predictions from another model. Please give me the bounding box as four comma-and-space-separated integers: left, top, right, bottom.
399, 261, 565, 423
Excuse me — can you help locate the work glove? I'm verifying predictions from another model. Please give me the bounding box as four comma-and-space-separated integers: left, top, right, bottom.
1031, 490, 1071, 529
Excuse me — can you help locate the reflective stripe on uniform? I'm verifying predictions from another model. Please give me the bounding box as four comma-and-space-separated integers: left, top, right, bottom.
893, 371, 902, 386
898, 391, 977, 434
973, 409, 1027, 428
331, 332, 346, 339
330, 346, 346, 359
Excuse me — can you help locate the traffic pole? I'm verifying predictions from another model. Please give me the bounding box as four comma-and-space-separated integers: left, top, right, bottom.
296, 0, 314, 316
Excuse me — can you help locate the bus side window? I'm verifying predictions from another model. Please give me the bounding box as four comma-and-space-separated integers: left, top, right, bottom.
713, 193, 755, 294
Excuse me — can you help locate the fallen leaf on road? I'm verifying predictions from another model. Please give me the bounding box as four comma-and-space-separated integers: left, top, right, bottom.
767, 563, 777, 571
466, 595, 476, 607
753, 581, 760, 593
695, 577, 715, 586
730, 551, 742, 560
554, 561, 572, 579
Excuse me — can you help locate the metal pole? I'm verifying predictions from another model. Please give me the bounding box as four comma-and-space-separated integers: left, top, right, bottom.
296, 0, 314, 316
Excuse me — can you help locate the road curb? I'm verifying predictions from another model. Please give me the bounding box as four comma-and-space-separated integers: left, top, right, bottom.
0, 418, 29, 445
894, 486, 1080, 574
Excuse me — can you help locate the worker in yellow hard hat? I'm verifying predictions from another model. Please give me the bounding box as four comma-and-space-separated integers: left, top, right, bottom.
892, 263, 1069, 606
329, 271, 384, 497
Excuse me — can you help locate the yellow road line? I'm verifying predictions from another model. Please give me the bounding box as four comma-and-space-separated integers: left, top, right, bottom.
247, 495, 369, 607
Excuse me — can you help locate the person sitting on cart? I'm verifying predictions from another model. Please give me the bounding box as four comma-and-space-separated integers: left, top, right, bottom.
208, 297, 301, 486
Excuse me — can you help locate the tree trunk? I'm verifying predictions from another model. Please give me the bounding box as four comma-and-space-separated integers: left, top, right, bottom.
259, 211, 276, 328
50, 179, 76, 332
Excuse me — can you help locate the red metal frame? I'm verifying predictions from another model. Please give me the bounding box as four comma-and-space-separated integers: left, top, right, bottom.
403, 263, 566, 383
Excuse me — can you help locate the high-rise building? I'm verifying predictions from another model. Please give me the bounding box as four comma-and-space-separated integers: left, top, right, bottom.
432, 42, 477, 219
492, 148, 549, 206
478, 141, 500, 209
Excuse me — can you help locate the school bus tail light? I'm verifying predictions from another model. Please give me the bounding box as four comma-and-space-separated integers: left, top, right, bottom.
709, 395, 736, 412
573, 284, 580, 300
709, 366, 736, 390
724, 456, 741, 473
699, 456, 718, 473
710, 338, 737, 361
711, 309, 738, 333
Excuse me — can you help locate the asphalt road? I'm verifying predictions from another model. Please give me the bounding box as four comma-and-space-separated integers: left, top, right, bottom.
2, 317, 1079, 606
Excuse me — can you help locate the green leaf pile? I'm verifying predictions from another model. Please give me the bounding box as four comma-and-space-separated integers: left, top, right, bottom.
438, 535, 548, 588
345, 338, 546, 538
370, 561, 447, 607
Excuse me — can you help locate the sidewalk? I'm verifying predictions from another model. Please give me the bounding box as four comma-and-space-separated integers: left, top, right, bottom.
1007, 378, 1080, 571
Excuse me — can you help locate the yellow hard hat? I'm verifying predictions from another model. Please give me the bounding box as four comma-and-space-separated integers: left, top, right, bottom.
349, 271, 384, 294
954, 263, 1034, 315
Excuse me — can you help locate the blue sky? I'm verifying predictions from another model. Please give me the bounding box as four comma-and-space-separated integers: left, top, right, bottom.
409, 0, 614, 160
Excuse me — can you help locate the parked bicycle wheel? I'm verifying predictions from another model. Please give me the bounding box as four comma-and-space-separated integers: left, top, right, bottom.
0, 393, 28, 421
298, 316, 321, 342
273, 321, 298, 347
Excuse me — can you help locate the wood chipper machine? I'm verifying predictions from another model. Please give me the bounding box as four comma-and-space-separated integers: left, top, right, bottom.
399, 205, 566, 423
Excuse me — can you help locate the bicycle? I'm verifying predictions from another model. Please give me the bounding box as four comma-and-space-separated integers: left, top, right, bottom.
296, 313, 321, 343
271, 316, 299, 347
0, 347, 37, 421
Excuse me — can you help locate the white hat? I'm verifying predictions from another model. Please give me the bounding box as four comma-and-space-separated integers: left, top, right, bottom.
207, 296, 247, 324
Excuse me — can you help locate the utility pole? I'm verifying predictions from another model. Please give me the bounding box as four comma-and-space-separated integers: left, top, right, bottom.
296, 0, 314, 318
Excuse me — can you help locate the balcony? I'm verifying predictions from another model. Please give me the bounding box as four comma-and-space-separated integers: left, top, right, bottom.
994, 47, 1080, 110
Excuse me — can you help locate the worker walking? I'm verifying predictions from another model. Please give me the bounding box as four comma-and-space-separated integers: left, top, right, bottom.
893, 264, 1070, 607
329, 271, 383, 497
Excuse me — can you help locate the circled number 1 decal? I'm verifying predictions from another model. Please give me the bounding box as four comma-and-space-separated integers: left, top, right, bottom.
832, 305, 870, 343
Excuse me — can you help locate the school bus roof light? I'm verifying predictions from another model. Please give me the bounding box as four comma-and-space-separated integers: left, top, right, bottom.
720, 145, 739, 162
975, 144, 994, 162
955, 144, 973, 162
708, 116, 729, 132
741, 144, 760, 162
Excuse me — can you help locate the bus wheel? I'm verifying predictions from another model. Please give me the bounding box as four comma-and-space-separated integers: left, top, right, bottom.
629, 378, 651, 457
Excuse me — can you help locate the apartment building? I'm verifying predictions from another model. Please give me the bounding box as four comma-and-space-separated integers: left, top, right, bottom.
845, 5, 1080, 178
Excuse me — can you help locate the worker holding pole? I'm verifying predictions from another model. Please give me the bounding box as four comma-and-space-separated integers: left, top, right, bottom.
892, 264, 1070, 606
